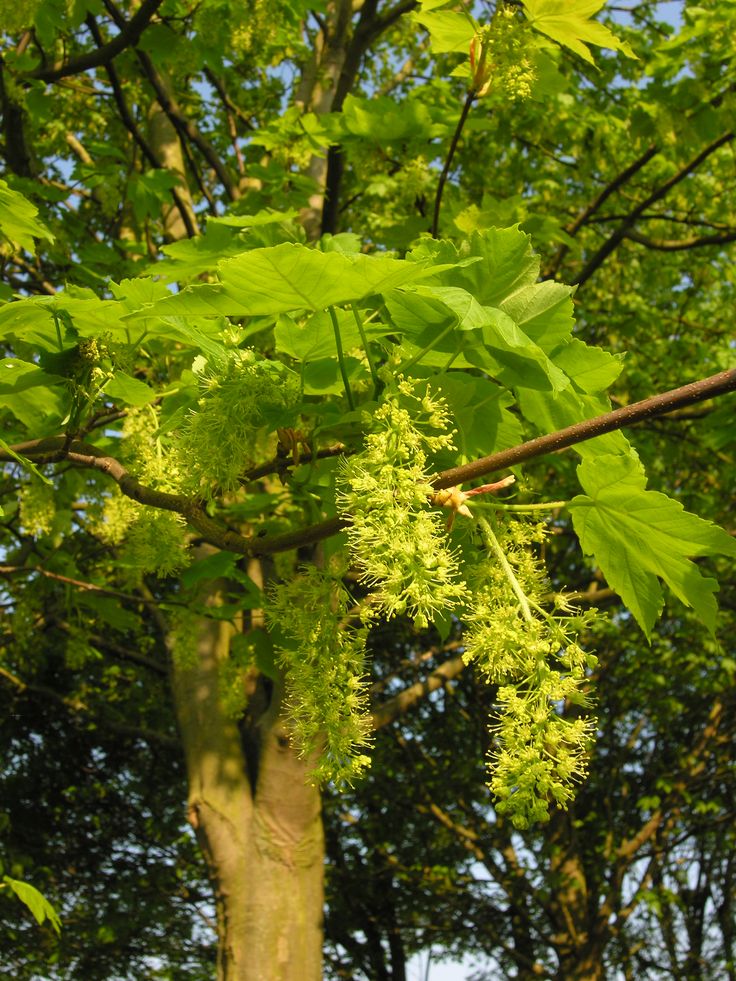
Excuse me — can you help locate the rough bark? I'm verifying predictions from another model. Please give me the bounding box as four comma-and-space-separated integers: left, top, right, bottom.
169, 607, 324, 980
296, 0, 354, 238
547, 811, 607, 981
147, 99, 200, 241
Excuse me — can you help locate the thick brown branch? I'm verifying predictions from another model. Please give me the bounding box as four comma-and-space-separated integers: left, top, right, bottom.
2, 438, 253, 553
430, 367, 736, 490
240, 442, 347, 483
28, 0, 164, 82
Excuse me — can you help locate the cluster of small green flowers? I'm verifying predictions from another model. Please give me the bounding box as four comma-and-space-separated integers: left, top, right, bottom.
90, 490, 138, 547
18, 479, 56, 538
337, 381, 468, 628
168, 608, 200, 672
470, 6, 537, 101
175, 351, 301, 498
218, 636, 254, 721
7, 597, 38, 653
121, 510, 190, 579
463, 515, 597, 828
194, 0, 281, 61
90, 408, 188, 578
119, 404, 182, 491
0, 0, 42, 35
267, 565, 373, 788
490, 684, 594, 827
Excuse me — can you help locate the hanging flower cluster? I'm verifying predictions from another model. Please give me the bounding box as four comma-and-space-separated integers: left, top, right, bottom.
268, 564, 374, 788
470, 6, 537, 101
336, 379, 468, 629
463, 515, 598, 828
176, 350, 301, 498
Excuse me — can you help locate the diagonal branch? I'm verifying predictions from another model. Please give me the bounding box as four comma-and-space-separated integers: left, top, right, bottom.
86, 15, 198, 238
3, 368, 735, 558
97, 0, 237, 201
545, 142, 659, 278
0, 664, 178, 747
430, 367, 736, 490
134, 48, 238, 201
320, 0, 419, 235
371, 654, 466, 730
623, 227, 736, 251
28, 0, 165, 83
574, 131, 734, 287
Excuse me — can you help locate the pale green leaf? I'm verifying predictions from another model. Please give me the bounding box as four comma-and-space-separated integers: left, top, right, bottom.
0, 358, 64, 395
476, 308, 570, 393
433, 373, 524, 458
0, 180, 54, 252
552, 338, 625, 393
0, 293, 126, 342
274, 308, 392, 362
0, 436, 54, 483
104, 372, 157, 406
499, 280, 575, 351
159, 222, 243, 276
570, 455, 736, 637
414, 3, 475, 54
3, 876, 61, 934
218, 244, 427, 313
412, 228, 540, 308
522, 0, 638, 65
138, 244, 430, 318
207, 209, 299, 229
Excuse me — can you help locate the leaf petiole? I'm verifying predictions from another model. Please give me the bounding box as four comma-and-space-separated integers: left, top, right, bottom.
351, 303, 380, 397
328, 305, 355, 411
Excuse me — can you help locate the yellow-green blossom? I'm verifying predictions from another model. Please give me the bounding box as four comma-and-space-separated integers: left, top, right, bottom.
268, 565, 373, 788
337, 381, 468, 628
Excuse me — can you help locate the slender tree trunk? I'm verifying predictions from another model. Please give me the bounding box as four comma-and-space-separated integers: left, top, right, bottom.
169, 608, 324, 980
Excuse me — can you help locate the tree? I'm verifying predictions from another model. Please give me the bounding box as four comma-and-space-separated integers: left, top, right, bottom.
0, 1, 734, 978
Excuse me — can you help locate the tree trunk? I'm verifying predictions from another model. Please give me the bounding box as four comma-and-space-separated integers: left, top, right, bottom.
169, 610, 324, 980
547, 811, 607, 981
554, 946, 606, 981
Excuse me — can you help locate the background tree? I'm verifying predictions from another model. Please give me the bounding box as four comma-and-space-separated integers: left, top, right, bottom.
0, 1, 734, 979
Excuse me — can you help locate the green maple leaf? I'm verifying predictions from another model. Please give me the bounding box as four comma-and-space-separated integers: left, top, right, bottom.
137, 243, 429, 317
3, 876, 61, 934
0, 180, 54, 252
569, 455, 736, 638
522, 0, 637, 65
414, 0, 475, 54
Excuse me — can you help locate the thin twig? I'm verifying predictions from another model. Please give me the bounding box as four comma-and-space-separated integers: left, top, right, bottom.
431, 90, 476, 238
